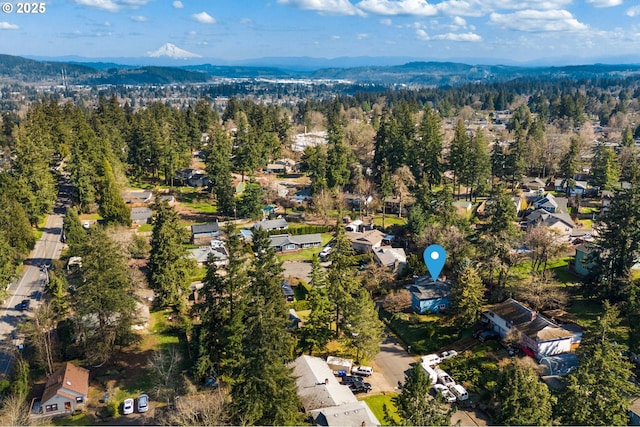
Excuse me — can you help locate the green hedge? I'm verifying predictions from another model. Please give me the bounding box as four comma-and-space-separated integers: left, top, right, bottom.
268, 225, 334, 236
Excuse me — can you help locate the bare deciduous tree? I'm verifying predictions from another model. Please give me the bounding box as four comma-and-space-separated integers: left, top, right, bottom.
147, 346, 183, 403
514, 274, 568, 312
524, 226, 567, 274
158, 388, 229, 426
382, 289, 412, 313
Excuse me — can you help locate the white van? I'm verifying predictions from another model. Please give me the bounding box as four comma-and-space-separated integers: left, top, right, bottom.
352, 366, 373, 376
450, 384, 469, 401
421, 354, 441, 367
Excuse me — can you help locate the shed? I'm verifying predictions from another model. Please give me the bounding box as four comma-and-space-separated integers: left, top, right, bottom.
326, 356, 353, 374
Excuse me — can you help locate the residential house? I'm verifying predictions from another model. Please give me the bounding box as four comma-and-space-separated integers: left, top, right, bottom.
191, 222, 220, 245
188, 173, 210, 188
482, 298, 575, 359
453, 201, 473, 217
554, 179, 588, 196
347, 229, 385, 254
522, 177, 547, 191
409, 277, 451, 314
290, 130, 327, 152
574, 242, 598, 276
533, 193, 559, 213
265, 163, 286, 174
188, 241, 229, 267
290, 355, 379, 426
525, 209, 575, 240
121, 191, 152, 206
373, 247, 407, 274
281, 281, 295, 302
511, 196, 527, 215
262, 204, 279, 218
175, 168, 209, 187
384, 195, 414, 216
130, 207, 153, 225
35, 363, 89, 416
253, 218, 288, 232
269, 234, 322, 253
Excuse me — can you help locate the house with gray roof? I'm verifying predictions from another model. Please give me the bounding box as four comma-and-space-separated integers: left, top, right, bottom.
253, 218, 288, 232
188, 242, 229, 267
409, 277, 451, 314
191, 222, 220, 245
373, 247, 406, 274
130, 207, 153, 225
269, 234, 322, 253
290, 355, 379, 427
525, 208, 575, 239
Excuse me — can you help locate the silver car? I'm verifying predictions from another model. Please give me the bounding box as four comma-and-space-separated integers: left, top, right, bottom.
137, 394, 149, 413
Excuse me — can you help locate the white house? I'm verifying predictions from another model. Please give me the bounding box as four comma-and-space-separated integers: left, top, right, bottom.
34, 363, 89, 417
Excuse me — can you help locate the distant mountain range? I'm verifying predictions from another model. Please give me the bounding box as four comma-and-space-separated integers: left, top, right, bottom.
3, 53, 640, 87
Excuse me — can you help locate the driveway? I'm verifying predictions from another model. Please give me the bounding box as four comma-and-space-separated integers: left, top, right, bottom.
371, 332, 416, 393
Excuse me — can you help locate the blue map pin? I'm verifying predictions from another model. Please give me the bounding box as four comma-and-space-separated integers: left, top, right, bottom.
423, 245, 446, 281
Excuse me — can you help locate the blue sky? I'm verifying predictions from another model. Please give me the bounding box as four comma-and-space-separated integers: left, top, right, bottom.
1, 0, 640, 64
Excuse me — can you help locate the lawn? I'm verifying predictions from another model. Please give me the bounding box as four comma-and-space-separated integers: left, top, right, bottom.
362, 393, 399, 426
511, 257, 576, 285
372, 215, 407, 228
137, 223, 153, 233
277, 233, 334, 262
78, 213, 103, 221
180, 200, 217, 214
380, 310, 467, 354
52, 413, 95, 426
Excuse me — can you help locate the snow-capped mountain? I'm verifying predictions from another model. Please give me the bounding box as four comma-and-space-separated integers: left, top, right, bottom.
146, 43, 201, 59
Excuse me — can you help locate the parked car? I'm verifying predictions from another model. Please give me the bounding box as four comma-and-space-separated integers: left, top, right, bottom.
137, 394, 149, 413
19, 299, 30, 311
477, 330, 499, 343
435, 369, 456, 388
351, 366, 373, 376
421, 354, 441, 367
341, 376, 364, 385
439, 350, 458, 360
123, 398, 134, 415
83, 221, 90, 229
349, 382, 372, 394
319, 246, 332, 261
433, 384, 457, 403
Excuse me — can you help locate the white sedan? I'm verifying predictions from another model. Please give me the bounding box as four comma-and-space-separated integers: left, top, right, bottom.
123, 398, 134, 415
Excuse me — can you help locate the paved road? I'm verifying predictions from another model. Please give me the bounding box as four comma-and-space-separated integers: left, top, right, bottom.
0, 177, 70, 376
371, 333, 416, 392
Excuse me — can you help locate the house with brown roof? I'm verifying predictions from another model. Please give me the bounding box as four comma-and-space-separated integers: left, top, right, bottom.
35, 363, 89, 416
347, 229, 385, 254
482, 298, 576, 359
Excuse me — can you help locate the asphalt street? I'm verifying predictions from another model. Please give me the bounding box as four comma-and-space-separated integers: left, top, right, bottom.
0, 177, 70, 376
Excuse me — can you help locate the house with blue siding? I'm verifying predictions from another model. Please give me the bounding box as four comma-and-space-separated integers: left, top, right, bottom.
409, 277, 451, 314
574, 243, 598, 276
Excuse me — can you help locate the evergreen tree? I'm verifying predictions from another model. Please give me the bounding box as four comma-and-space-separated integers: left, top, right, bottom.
0, 232, 13, 299
505, 128, 527, 187
495, 360, 555, 425
450, 263, 485, 328
237, 179, 264, 220
230, 228, 302, 425
196, 224, 248, 379
204, 120, 236, 217
466, 127, 491, 200
300, 255, 333, 354
98, 159, 131, 226
74, 228, 136, 364
327, 226, 358, 336
0, 184, 35, 259
558, 310, 636, 425
302, 144, 328, 195
560, 135, 581, 193
147, 200, 193, 314
326, 105, 351, 189
449, 119, 470, 195
415, 106, 443, 188
590, 142, 619, 191
591, 181, 640, 299
343, 287, 384, 363
393, 363, 452, 426
62, 207, 86, 256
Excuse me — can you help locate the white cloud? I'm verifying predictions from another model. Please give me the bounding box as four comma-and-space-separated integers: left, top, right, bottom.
490, 9, 588, 32
452, 16, 466, 26
332, 34, 341, 39
357, 0, 437, 16
71, 0, 119, 12
192, 12, 216, 24
416, 28, 430, 40
104, 21, 111, 26
357, 32, 370, 39
627, 5, 640, 16
432, 31, 481, 41
380, 18, 392, 25
0, 22, 19, 30
130, 15, 148, 22
71, 0, 150, 11
277, 0, 363, 15
587, 0, 623, 6
240, 18, 253, 25
172, 0, 184, 8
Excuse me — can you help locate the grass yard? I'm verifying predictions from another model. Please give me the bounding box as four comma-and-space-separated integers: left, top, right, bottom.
362, 393, 399, 426
510, 257, 576, 285
78, 213, 103, 221
52, 413, 95, 426
381, 310, 467, 354
137, 223, 153, 233
372, 215, 407, 228
277, 233, 333, 262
